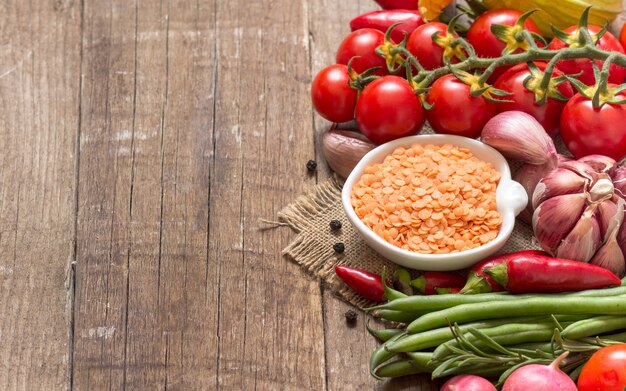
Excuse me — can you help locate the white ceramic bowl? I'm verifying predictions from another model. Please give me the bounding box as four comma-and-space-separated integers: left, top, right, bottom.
342, 134, 528, 271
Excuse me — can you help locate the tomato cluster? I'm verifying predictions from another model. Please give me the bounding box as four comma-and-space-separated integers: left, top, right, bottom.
310, 5, 626, 161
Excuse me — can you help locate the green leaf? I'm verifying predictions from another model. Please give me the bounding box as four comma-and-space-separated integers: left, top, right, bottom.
564, 75, 591, 96
530, 32, 547, 47
491, 24, 512, 43
551, 26, 572, 43
431, 356, 465, 379
466, 328, 520, 357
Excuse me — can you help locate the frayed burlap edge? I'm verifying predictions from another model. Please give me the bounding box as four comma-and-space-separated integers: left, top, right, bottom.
277, 176, 397, 309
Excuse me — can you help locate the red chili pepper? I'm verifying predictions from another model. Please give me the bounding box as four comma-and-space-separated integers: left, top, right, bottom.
335, 265, 386, 302
460, 250, 547, 294
410, 271, 466, 295
483, 254, 622, 294
350, 10, 423, 43
374, 0, 417, 10
435, 287, 462, 294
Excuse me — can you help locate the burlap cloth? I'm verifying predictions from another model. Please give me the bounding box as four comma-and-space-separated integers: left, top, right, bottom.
273, 124, 553, 308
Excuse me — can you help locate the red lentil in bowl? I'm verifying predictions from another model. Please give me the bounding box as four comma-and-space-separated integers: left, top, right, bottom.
350, 143, 502, 254
341, 134, 527, 271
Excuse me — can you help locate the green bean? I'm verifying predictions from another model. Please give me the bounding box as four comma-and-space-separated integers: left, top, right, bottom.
391, 315, 582, 354
406, 296, 626, 334
369, 332, 405, 379
373, 309, 427, 323
374, 353, 435, 378
561, 315, 626, 339
369, 292, 514, 312
365, 320, 404, 342
430, 361, 509, 379
393, 319, 567, 354
371, 287, 626, 313
579, 330, 626, 344
432, 327, 558, 360
384, 318, 526, 354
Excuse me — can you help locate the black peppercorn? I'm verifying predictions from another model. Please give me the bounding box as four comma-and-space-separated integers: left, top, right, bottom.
333, 242, 345, 253
329, 219, 342, 231
306, 160, 317, 172
344, 309, 357, 324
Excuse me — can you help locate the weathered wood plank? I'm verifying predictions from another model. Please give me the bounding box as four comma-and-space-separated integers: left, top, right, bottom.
211, 0, 326, 389
156, 0, 217, 388
0, 0, 80, 389
72, 0, 171, 389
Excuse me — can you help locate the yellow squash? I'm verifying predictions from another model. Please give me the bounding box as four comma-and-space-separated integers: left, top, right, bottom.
482, 0, 622, 37
418, 0, 455, 21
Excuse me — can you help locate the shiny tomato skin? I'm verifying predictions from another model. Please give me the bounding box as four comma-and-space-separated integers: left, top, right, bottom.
621, 23, 626, 52
466, 9, 542, 81
560, 90, 626, 161
355, 76, 426, 144
577, 344, 626, 391
311, 64, 358, 123
494, 62, 574, 137
426, 74, 497, 138
548, 25, 626, 85
336, 28, 388, 76
406, 22, 459, 70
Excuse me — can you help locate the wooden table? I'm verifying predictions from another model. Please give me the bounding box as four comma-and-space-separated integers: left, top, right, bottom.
0, 1, 438, 389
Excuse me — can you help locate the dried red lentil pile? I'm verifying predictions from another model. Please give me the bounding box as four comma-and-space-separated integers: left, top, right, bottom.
351, 143, 502, 254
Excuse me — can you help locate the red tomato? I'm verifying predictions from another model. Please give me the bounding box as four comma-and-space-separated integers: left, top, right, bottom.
336, 29, 388, 76
620, 23, 626, 51
311, 64, 358, 123
548, 25, 626, 85
355, 76, 426, 144
426, 74, 497, 138
466, 9, 542, 81
406, 22, 460, 70
560, 89, 626, 161
494, 62, 574, 137
577, 344, 626, 391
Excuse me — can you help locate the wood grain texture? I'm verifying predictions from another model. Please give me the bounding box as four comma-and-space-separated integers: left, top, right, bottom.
2, 0, 444, 389
0, 0, 80, 389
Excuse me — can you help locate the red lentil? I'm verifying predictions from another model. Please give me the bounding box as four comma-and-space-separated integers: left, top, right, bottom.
351, 144, 502, 254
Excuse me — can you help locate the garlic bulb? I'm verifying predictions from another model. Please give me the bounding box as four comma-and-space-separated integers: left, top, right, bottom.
482, 111, 558, 166
322, 130, 376, 179
532, 156, 626, 276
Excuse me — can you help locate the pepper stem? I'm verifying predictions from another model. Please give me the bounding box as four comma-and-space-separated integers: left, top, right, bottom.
410, 275, 426, 294
482, 263, 509, 289
459, 272, 494, 294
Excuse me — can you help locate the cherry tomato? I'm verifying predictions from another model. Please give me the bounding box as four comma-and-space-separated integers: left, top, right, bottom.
577, 344, 626, 391
336, 29, 388, 76
494, 62, 574, 137
426, 74, 497, 138
467, 9, 542, 81
311, 64, 358, 123
620, 24, 626, 52
548, 25, 626, 85
355, 76, 425, 144
560, 89, 626, 161
406, 22, 459, 70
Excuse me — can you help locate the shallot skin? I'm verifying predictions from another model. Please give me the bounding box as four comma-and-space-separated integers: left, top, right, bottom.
502, 352, 577, 391
440, 374, 497, 391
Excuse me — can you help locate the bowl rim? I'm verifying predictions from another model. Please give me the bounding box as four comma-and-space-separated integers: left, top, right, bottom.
341, 134, 519, 264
